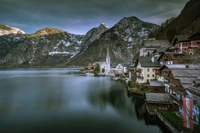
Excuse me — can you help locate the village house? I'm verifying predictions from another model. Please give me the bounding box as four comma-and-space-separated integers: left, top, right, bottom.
145, 93, 177, 114
139, 40, 171, 57
157, 52, 191, 65
185, 76, 200, 124
148, 81, 165, 93
112, 64, 128, 79
172, 32, 200, 54
135, 56, 160, 83
156, 64, 200, 113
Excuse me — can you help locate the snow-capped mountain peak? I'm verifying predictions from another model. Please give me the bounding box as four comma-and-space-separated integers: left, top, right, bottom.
100, 23, 109, 29
0, 24, 25, 36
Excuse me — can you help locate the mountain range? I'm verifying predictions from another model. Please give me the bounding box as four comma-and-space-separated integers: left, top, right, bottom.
0, 17, 158, 67
0, 0, 199, 67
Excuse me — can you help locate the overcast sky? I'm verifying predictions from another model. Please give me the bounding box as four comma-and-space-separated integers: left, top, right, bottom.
0, 0, 189, 35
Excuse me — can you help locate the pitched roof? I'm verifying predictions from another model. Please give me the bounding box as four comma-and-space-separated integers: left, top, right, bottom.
164, 64, 200, 89
188, 32, 200, 40
138, 57, 160, 67
154, 48, 165, 53
171, 69, 200, 78
142, 40, 170, 48
149, 81, 164, 87
145, 93, 173, 104
175, 35, 190, 42
172, 32, 200, 45
165, 64, 200, 70
158, 52, 191, 61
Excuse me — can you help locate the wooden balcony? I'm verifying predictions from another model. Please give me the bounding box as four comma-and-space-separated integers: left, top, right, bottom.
136, 69, 142, 73
137, 75, 144, 79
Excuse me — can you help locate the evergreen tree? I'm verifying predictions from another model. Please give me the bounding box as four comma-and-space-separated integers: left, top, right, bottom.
94, 63, 100, 73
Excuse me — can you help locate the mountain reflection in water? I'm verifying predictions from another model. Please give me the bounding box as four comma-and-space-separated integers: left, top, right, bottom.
0, 69, 161, 133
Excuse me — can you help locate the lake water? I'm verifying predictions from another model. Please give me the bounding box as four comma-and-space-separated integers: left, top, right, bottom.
0, 68, 162, 133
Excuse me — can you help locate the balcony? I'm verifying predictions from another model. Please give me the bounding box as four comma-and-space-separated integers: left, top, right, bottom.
137, 75, 144, 79
136, 69, 142, 73
156, 70, 161, 75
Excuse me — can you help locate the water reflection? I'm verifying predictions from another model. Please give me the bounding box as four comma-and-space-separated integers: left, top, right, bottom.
0, 69, 161, 133
88, 83, 146, 119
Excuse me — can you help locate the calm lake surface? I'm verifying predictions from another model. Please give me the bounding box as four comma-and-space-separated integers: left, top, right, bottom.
0, 68, 162, 133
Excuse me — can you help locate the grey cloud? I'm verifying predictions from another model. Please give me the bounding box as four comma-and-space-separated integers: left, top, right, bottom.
0, 0, 189, 34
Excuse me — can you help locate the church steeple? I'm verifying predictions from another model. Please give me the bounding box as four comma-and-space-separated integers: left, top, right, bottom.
106, 48, 110, 74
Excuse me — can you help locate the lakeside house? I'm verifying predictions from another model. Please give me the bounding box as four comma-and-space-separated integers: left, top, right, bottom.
172, 32, 200, 54
148, 81, 165, 93
156, 64, 200, 114
133, 38, 200, 130
135, 56, 160, 83
145, 93, 177, 114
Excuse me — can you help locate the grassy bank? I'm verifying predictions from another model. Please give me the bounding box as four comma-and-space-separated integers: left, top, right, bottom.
159, 110, 190, 132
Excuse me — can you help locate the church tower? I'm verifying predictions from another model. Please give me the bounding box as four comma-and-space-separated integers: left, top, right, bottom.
106, 48, 110, 74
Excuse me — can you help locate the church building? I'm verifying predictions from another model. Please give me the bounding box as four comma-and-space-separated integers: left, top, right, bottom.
93, 48, 111, 74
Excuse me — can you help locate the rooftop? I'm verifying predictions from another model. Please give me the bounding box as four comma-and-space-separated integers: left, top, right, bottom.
149, 81, 165, 87
171, 69, 200, 77
138, 57, 160, 67
146, 93, 173, 104
175, 35, 190, 42
158, 52, 191, 60
142, 40, 170, 48
165, 64, 200, 70
155, 48, 166, 53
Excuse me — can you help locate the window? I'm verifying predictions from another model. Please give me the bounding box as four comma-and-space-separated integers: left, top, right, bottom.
152, 74, 154, 77
184, 48, 187, 51
147, 68, 149, 72
152, 69, 154, 72
147, 74, 149, 77
184, 43, 187, 46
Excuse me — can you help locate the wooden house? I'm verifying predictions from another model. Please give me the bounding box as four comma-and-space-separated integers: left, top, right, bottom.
145, 93, 177, 114
172, 33, 200, 54
156, 64, 200, 112
157, 52, 191, 65
148, 81, 165, 93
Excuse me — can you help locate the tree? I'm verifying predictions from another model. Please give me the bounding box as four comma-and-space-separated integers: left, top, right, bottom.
102, 68, 105, 73
94, 63, 100, 73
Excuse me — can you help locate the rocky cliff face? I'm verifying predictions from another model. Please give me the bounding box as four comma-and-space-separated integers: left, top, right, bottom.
80, 23, 108, 52
156, 0, 200, 41
0, 27, 84, 67
67, 16, 159, 66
